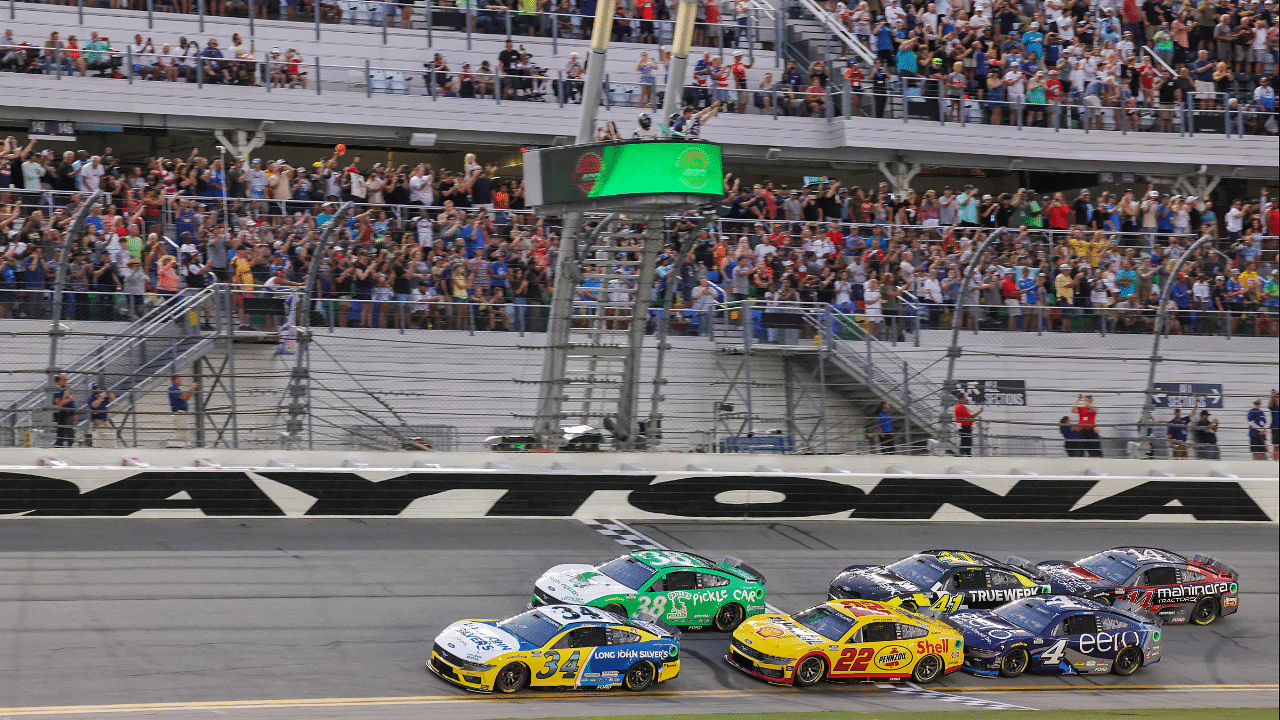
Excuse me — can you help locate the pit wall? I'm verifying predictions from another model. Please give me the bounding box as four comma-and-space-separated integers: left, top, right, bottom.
2, 450, 1274, 522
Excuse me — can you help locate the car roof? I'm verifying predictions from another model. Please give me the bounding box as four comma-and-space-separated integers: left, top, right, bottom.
629, 550, 719, 570
918, 549, 1015, 571
527, 605, 629, 630
826, 599, 906, 621
1107, 547, 1190, 567
1021, 595, 1110, 615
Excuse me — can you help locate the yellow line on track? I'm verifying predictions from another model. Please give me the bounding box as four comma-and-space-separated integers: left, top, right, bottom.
0, 684, 1274, 717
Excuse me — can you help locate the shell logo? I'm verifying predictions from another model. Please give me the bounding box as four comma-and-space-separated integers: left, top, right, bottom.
754, 625, 786, 639
574, 151, 603, 195
874, 644, 913, 670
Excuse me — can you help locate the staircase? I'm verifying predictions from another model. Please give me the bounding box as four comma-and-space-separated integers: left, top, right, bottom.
532, 217, 663, 448
0, 286, 225, 447
708, 302, 941, 454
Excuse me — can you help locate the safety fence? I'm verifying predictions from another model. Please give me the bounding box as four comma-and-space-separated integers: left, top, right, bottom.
5, 40, 1277, 138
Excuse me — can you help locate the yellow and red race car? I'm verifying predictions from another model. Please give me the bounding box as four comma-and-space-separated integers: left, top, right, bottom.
727, 599, 963, 686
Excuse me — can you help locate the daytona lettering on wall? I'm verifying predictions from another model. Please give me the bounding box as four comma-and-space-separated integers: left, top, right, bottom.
0, 471, 1272, 522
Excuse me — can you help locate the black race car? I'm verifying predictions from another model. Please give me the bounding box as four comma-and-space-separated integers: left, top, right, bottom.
1013, 547, 1240, 626
828, 550, 1051, 614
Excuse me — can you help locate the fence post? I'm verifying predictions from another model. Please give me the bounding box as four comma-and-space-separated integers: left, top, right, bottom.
383, 3, 389, 43
78, 0, 83, 25
902, 361, 910, 455
127, 46, 134, 83
901, 76, 908, 122
248, 0, 255, 36
845, 74, 852, 119
558, 69, 565, 106
199, 0, 205, 33
552, 11, 557, 54
315, 56, 321, 94
496, 65, 502, 104
825, 85, 833, 121
9, 0, 14, 22
771, 84, 778, 119
747, 13, 754, 63
774, 6, 782, 68
56, 47, 62, 79
427, 0, 433, 45
148, 0, 154, 29
365, 59, 371, 98
314, 0, 321, 39
1051, 99, 1058, 131
505, 7, 512, 39
466, 1, 472, 50
604, 73, 611, 108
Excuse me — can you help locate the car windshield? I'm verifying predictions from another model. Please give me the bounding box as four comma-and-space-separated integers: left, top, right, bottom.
497, 610, 562, 647
1076, 552, 1137, 585
596, 555, 657, 590
886, 556, 948, 587
992, 601, 1057, 634
791, 605, 856, 642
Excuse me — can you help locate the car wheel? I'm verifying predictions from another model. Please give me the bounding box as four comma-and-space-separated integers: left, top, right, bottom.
623, 660, 656, 691
604, 603, 628, 618
900, 600, 918, 613
494, 662, 528, 694
1190, 597, 1219, 626
912, 654, 944, 684
713, 603, 745, 632
792, 655, 827, 687
1112, 646, 1143, 676
999, 647, 1029, 678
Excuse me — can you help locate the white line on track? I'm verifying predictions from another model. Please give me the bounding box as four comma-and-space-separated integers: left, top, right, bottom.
583, 518, 785, 615
876, 682, 1039, 711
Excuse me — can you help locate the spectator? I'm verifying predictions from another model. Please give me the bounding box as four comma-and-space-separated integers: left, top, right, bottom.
1059, 414, 1081, 456
168, 373, 197, 445
953, 391, 982, 456
1167, 407, 1190, 458
51, 372, 77, 447
1072, 393, 1102, 456
1191, 407, 1219, 459
1247, 399, 1268, 460
87, 383, 116, 448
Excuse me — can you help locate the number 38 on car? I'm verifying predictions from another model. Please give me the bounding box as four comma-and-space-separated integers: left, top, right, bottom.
726, 599, 964, 687
429, 605, 681, 694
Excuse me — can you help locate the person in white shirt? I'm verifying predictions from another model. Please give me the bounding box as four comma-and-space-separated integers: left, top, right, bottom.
753, 236, 777, 259
156, 42, 178, 81
79, 156, 105, 192
1003, 65, 1026, 104
127, 34, 150, 79
1224, 200, 1245, 240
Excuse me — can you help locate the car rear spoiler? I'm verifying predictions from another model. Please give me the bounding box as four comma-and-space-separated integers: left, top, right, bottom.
1006, 556, 1051, 582
632, 612, 682, 641
1110, 600, 1163, 628
723, 556, 766, 585
1192, 553, 1239, 580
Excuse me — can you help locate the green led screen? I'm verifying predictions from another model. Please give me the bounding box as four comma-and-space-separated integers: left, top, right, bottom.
525, 141, 723, 207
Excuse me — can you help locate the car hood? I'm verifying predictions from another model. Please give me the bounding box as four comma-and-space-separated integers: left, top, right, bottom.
1039, 562, 1122, 594
947, 610, 1037, 649
831, 565, 927, 598
536, 564, 637, 604
732, 614, 836, 658
434, 620, 530, 664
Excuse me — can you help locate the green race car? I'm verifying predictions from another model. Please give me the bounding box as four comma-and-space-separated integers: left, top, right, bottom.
532, 550, 767, 631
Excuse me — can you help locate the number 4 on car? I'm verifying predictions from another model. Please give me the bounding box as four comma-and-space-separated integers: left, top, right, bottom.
532, 550, 767, 631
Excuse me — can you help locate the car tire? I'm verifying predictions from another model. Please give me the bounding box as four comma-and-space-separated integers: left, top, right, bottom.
999, 647, 1029, 678
792, 655, 827, 687
713, 603, 745, 632
912, 654, 944, 684
1112, 646, 1143, 676
900, 600, 918, 613
604, 603, 628, 619
1190, 597, 1219, 626
623, 660, 656, 691
494, 662, 528, 694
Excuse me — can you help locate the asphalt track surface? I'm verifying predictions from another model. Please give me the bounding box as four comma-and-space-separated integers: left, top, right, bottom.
0, 519, 1275, 719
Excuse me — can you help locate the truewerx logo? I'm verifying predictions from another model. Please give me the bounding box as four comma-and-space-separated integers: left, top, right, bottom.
968, 587, 1041, 603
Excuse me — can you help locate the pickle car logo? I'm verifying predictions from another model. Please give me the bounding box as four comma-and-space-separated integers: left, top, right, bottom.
677, 147, 711, 191
874, 645, 912, 670
574, 151, 603, 195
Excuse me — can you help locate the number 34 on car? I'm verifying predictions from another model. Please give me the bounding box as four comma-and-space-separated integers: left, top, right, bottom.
429, 605, 681, 694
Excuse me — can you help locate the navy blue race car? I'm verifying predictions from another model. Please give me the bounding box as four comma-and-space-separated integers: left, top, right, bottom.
1008, 547, 1240, 626
829, 550, 1050, 613
948, 595, 1162, 678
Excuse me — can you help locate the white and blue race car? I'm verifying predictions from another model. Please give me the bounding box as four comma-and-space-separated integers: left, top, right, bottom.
949, 595, 1162, 678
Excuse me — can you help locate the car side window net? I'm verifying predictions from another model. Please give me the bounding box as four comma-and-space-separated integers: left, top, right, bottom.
953, 569, 988, 591
607, 628, 643, 646
1143, 567, 1179, 586
898, 623, 929, 639
861, 622, 899, 643
1062, 614, 1099, 635
662, 571, 697, 591
698, 572, 731, 588
571, 627, 609, 648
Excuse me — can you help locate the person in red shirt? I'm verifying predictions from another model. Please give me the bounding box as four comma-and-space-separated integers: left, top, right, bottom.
1046, 193, 1072, 230
953, 392, 983, 456
1072, 394, 1102, 457
729, 50, 754, 113
636, 0, 656, 44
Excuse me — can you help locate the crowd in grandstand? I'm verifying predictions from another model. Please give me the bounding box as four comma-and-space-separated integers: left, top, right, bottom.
4, 0, 1276, 130
1, 139, 1276, 337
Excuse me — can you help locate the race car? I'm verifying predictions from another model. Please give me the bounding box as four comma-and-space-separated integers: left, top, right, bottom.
1011, 547, 1240, 626
726, 599, 964, 687
532, 550, 767, 631
828, 550, 1050, 613
950, 595, 1162, 678
428, 604, 680, 693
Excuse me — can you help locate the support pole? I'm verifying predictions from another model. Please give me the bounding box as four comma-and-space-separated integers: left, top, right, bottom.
285, 202, 354, 449
661, 0, 698, 121
575, 0, 618, 143
941, 227, 1006, 445
45, 191, 104, 446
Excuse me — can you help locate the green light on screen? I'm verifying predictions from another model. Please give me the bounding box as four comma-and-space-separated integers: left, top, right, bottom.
586, 143, 722, 198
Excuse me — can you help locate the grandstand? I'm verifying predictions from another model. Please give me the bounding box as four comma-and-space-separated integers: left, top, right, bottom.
0, 0, 1276, 461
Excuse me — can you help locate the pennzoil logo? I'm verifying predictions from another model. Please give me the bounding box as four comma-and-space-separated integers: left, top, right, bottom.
574, 151, 603, 194
677, 147, 711, 190
874, 645, 912, 670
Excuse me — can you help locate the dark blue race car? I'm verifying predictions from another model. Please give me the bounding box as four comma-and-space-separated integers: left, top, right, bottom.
948, 595, 1162, 678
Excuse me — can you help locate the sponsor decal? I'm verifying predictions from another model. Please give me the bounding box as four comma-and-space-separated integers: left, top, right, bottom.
734, 588, 764, 602
1149, 581, 1235, 601
590, 648, 671, 660
915, 638, 951, 655
677, 147, 712, 191
968, 587, 1043, 603
874, 645, 913, 670
755, 625, 786, 639
2, 471, 1270, 522
573, 151, 603, 195
1224, 596, 1238, 606
1078, 631, 1142, 655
